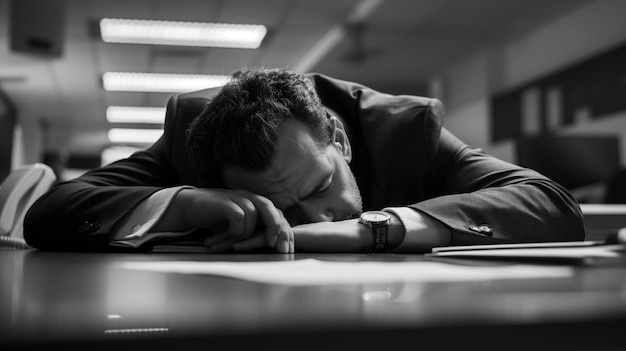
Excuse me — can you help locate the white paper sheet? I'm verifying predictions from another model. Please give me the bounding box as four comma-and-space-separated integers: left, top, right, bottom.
115, 258, 572, 286
430, 243, 626, 263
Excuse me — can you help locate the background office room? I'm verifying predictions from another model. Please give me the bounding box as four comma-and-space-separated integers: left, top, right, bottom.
2, 0, 626, 350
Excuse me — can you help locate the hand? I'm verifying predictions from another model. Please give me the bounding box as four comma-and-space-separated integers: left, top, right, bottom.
153, 188, 294, 253
205, 207, 294, 254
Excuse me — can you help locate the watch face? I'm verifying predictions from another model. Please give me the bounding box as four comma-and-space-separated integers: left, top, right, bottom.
360, 211, 391, 223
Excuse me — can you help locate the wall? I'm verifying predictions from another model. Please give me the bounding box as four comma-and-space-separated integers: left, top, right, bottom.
433, 0, 626, 166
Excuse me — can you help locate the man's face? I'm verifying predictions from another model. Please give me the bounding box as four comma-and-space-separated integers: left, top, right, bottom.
222, 119, 362, 226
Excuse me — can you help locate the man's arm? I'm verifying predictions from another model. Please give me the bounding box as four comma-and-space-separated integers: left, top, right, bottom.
285, 209, 449, 253
145, 187, 294, 253
23, 144, 174, 251
23, 140, 293, 252
285, 135, 585, 253
411, 128, 585, 247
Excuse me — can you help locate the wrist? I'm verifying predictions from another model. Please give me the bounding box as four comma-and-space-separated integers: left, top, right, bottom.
358, 210, 405, 253
153, 188, 195, 232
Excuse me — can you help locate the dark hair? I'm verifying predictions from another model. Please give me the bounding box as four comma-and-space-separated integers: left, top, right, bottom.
186, 68, 331, 186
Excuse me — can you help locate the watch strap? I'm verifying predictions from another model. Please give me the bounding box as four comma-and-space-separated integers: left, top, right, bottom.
371, 222, 388, 253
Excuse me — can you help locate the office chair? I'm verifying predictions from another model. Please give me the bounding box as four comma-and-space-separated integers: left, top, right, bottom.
0, 163, 56, 249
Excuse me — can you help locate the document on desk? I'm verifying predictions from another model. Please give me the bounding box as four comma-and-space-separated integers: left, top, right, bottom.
428, 241, 626, 264
115, 258, 573, 286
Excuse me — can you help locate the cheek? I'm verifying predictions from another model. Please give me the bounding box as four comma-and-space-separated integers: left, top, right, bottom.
265, 195, 292, 212
334, 166, 361, 204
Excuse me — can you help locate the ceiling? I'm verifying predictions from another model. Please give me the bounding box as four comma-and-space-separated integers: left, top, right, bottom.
0, 0, 593, 160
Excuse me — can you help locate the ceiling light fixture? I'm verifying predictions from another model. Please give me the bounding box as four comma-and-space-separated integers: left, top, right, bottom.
106, 106, 166, 124
100, 18, 267, 49
102, 72, 230, 93
108, 128, 163, 144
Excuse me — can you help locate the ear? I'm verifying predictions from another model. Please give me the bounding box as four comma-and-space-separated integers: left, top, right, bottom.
329, 116, 352, 163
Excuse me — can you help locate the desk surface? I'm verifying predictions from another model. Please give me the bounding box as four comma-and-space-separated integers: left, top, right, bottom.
2, 249, 626, 350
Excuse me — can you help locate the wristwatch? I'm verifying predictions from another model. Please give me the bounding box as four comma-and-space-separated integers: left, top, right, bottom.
359, 211, 391, 253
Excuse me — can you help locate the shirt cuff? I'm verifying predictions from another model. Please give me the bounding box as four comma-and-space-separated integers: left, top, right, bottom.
110, 186, 196, 248
383, 206, 421, 234
383, 206, 445, 251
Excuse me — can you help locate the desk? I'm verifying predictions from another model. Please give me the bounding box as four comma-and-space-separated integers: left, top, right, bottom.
2, 249, 626, 350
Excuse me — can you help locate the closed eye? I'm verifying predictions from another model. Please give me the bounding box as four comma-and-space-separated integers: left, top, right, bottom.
283, 172, 333, 218
317, 177, 333, 195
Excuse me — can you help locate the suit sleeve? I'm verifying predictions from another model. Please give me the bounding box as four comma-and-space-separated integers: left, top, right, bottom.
23, 139, 182, 251
23, 94, 188, 251
413, 128, 586, 245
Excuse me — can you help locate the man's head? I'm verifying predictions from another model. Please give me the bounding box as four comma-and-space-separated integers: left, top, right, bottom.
186, 68, 362, 225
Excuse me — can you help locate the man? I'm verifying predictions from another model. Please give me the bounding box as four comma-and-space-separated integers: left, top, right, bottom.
24, 68, 585, 253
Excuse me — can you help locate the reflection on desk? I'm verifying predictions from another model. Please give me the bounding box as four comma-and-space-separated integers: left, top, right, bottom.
2, 249, 626, 350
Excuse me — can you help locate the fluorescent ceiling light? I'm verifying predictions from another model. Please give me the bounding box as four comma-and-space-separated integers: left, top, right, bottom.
108, 128, 163, 144
106, 106, 166, 124
100, 18, 267, 49
103, 72, 230, 93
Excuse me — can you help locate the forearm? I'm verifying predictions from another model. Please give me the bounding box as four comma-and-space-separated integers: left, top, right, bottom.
291, 209, 450, 253
23, 140, 193, 251
293, 219, 371, 252
23, 180, 161, 251
382, 175, 584, 252
381, 180, 584, 252
413, 180, 585, 245
421, 129, 585, 245
109, 186, 196, 249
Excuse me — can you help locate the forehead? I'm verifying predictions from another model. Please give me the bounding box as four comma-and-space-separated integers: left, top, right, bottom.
222, 120, 330, 200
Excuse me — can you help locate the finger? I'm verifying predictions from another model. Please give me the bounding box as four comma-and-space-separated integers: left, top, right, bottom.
272, 209, 293, 253
275, 227, 292, 254
232, 212, 293, 253
229, 196, 258, 240
279, 209, 295, 253
237, 191, 283, 247
218, 198, 259, 240
232, 234, 266, 252
206, 200, 247, 239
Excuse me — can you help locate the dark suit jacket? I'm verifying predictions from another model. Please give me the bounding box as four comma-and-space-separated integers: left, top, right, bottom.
24, 73, 585, 251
